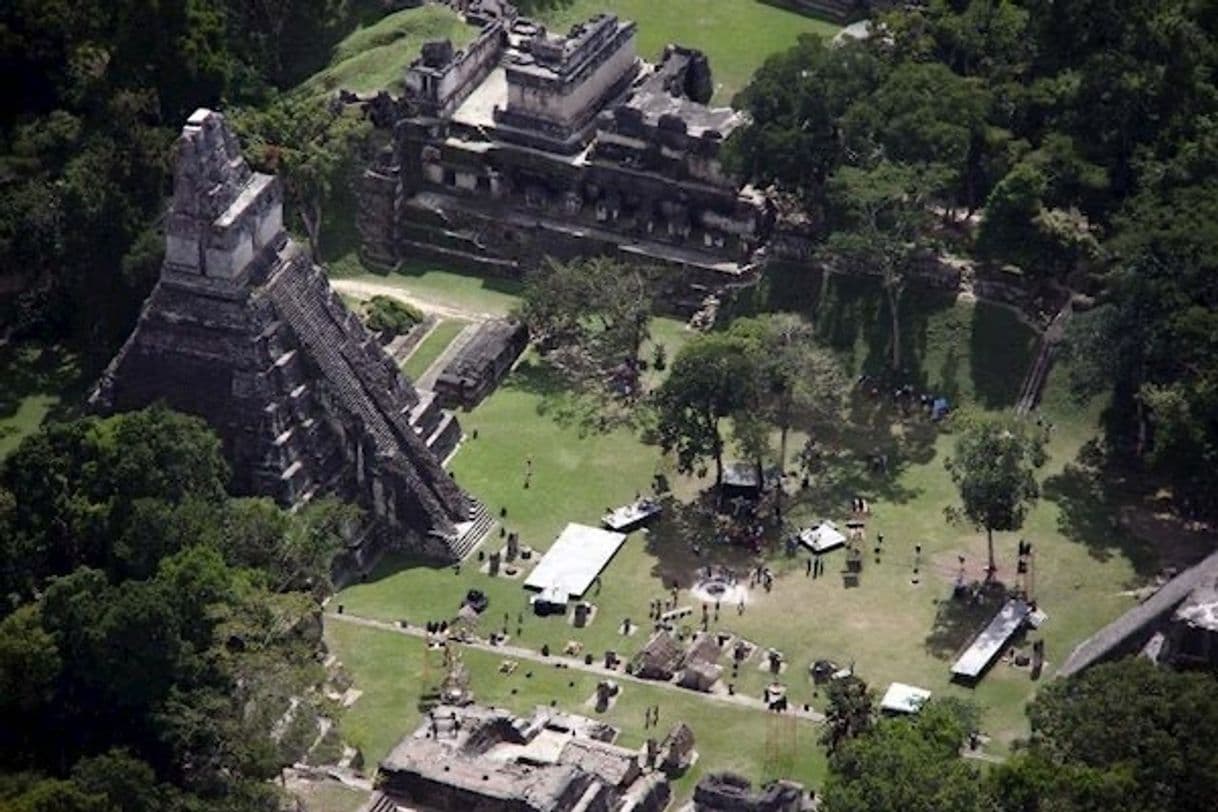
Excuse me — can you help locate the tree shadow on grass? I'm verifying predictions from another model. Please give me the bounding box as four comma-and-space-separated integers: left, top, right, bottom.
339, 550, 446, 598
969, 301, 1039, 410
785, 391, 942, 515
643, 496, 768, 590
1041, 442, 1161, 578
1042, 448, 1218, 581
923, 581, 1010, 661
505, 357, 644, 437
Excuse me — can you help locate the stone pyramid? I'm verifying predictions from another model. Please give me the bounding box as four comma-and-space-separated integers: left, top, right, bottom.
93, 109, 484, 564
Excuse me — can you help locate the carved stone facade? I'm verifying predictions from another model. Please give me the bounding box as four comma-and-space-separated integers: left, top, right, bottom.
93, 109, 486, 566
370, 703, 670, 812
358, 2, 774, 315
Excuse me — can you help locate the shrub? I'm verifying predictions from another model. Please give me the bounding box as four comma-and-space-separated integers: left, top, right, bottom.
364, 295, 423, 337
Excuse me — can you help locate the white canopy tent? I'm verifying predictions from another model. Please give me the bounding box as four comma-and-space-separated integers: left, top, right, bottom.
602, 499, 662, 531
799, 521, 847, 553
524, 523, 627, 601
880, 682, 932, 714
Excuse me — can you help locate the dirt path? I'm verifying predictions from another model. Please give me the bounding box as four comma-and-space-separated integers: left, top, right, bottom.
331, 277, 497, 322
326, 611, 825, 723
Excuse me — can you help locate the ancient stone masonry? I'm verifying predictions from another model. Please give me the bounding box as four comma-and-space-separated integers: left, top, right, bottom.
358, 1, 775, 316
434, 318, 528, 408
369, 703, 671, 812
92, 109, 484, 567
691, 772, 809, 812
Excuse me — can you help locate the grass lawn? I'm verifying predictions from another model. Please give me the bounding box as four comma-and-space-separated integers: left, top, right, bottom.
521, 0, 840, 102
287, 779, 368, 812
294, 5, 473, 99
329, 265, 1159, 794
401, 319, 468, 380
295, 0, 836, 105
0, 343, 86, 458
325, 620, 828, 805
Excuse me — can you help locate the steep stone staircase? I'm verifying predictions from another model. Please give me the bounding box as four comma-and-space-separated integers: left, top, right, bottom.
760, 0, 866, 24
1016, 301, 1073, 416
364, 792, 397, 812
434, 498, 495, 561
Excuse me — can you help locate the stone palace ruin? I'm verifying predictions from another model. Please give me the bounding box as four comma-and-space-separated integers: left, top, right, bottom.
368, 703, 672, 812
358, 0, 784, 314
92, 109, 490, 568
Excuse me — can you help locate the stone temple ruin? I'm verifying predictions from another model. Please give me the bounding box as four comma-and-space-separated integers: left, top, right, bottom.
690, 772, 809, 812
368, 703, 671, 812
359, 0, 783, 314
92, 109, 491, 568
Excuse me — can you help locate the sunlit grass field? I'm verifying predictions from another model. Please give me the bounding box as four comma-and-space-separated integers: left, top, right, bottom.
330, 265, 1149, 797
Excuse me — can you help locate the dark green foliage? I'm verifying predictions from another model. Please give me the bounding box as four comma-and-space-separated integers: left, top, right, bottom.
0, 406, 228, 600
518, 257, 660, 384
233, 94, 373, 261
946, 412, 1047, 573
823, 700, 986, 812
0, 408, 351, 808
0, 0, 380, 349
821, 673, 874, 753
822, 662, 1218, 812
363, 295, 424, 337
724, 35, 885, 209
989, 659, 1218, 812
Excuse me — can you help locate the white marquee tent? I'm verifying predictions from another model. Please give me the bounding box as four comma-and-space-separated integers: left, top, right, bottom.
524, 523, 627, 601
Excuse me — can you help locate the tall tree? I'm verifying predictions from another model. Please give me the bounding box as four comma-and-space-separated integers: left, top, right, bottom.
990, 659, 1218, 812
822, 161, 936, 371
842, 60, 991, 213
235, 95, 370, 261
517, 257, 660, 387
821, 673, 875, 753
722, 34, 885, 206
654, 333, 756, 485
945, 414, 1046, 577
824, 700, 986, 812
0, 406, 229, 602
727, 314, 848, 485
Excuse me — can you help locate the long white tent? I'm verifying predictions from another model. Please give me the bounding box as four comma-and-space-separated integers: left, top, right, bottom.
951, 598, 1030, 680
523, 523, 627, 601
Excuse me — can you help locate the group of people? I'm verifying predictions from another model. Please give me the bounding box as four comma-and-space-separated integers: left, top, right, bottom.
857, 375, 951, 422
805, 555, 827, 578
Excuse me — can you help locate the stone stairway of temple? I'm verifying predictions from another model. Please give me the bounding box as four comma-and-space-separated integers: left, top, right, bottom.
424, 410, 462, 460
364, 792, 397, 812
406, 389, 462, 460
760, 0, 865, 24
1016, 301, 1073, 416
438, 499, 495, 561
